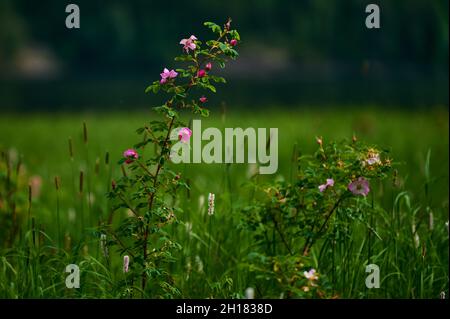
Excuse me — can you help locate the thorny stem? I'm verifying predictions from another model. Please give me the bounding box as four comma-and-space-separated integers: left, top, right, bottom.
136, 160, 155, 179
141, 115, 176, 294
116, 191, 140, 217
270, 210, 294, 256
302, 196, 344, 256
108, 230, 134, 259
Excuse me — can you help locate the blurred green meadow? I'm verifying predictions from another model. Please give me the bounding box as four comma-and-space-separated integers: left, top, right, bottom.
0, 106, 448, 298
1, 107, 448, 201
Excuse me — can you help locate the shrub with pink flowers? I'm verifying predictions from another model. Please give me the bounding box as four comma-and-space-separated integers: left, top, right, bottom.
240, 138, 392, 298
105, 19, 239, 297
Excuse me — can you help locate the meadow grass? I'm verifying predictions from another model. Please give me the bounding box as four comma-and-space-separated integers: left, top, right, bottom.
0, 106, 448, 298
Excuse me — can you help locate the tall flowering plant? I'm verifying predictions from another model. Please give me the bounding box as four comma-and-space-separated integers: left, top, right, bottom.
105, 19, 239, 297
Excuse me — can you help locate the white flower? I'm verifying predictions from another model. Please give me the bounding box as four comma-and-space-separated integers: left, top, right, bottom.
366, 149, 381, 166
100, 234, 108, 258
195, 255, 204, 273
245, 287, 255, 299
303, 269, 318, 281
412, 223, 420, 248
208, 193, 215, 216
414, 233, 420, 248
366, 154, 381, 165
123, 255, 130, 273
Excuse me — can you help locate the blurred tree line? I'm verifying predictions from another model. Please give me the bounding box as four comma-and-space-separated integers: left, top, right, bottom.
0, 0, 448, 109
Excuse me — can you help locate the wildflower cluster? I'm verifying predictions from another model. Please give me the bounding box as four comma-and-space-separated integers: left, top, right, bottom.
240, 137, 392, 298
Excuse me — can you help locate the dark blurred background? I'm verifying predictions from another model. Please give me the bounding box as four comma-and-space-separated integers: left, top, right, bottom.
0, 0, 448, 111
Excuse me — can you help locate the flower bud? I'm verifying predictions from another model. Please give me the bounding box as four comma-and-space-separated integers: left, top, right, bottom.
230, 39, 238, 46
197, 69, 206, 78
316, 136, 323, 146
225, 19, 231, 31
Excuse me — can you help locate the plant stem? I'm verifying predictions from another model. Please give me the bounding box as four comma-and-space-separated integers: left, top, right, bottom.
302, 196, 344, 256
270, 210, 293, 256
141, 115, 176, 294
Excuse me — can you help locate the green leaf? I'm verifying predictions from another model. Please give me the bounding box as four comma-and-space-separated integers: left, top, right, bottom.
206, 40, 218, 47
209, 75, 226, 84
174, 86, 185, 94
145, 82, 160, 94
204, 22, 222, 34
205, 84, 216, 93
200, 108, 210, 117
230, 30, 241, 41
219, 42, 228, 52
175, 92, 187, 100
174, 55, 194, 62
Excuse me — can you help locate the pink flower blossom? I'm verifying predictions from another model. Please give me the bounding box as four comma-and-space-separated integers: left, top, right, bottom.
199, 96, 208, 103
197, 69, 206, 78
205, 62, 212, 71
348, 177, 370, 196
178, 127, 192, 143
180, 35, 198, 52
160, 68, 178, 84
123, 255, 129, 273
304, 269, 318, 281
318, 178, 334, 192
123, 149, 138, 164
230, 39, 238, 46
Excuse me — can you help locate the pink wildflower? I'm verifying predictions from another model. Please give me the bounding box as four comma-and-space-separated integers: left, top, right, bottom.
348, 177, 370, 196
160, 68, 178, 84
318, 178, 334, 192
123, 149, 138, 164
304, 269, 318, 281
178, 127, 192, 144
230, 39, 238, 46
205, 62, 212, 71
180, 35, 197, 52
199, 96, 208, 103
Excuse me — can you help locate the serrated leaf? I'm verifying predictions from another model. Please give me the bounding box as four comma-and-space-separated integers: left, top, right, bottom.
204, 22, 222, 34
230, 30, 241, 41
219, 42, 228, 52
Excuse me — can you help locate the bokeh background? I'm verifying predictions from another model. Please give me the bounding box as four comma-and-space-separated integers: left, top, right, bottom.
0, 0, 449, 299
0, 0, 448, 111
